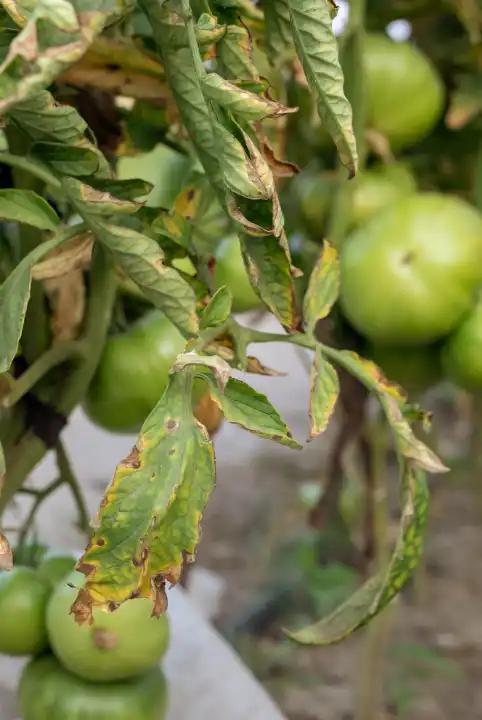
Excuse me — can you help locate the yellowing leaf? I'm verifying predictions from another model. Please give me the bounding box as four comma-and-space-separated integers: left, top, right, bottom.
309, 348, 339, 440
303, 241, 339, 331
72, 373, 215, 624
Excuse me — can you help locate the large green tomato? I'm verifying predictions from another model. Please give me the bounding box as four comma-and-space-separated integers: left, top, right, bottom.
47, 572, 170, 682
340, 193, 482, 346
351, 163, 417, 229
19, 654, 168, 720
84, 311, 200, 434
364, 34, 444, 149
442, 301, 482, 390
213, 235, 263, 313
36, 550, 77, 590
367, 343, 442, 395
0, 566, 49, 656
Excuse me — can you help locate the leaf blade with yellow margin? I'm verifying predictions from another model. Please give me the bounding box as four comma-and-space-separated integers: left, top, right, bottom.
71, 372, 215, 625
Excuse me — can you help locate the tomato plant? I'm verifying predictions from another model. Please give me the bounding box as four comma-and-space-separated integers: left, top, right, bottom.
0, 0, 479, 689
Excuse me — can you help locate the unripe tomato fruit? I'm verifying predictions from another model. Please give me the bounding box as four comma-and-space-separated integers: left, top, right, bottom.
0, 566, 49, 656
351, 163, 417, 229
19, 654, 168, 720
367, 343, 442, 395
36, 550, 77, 590
364, 34, 444, 149
442, 300, 482, 390
84, 311, 205, 434
213, 235, 263, 313
340, 193, 482, 346
46, 571, 170, 683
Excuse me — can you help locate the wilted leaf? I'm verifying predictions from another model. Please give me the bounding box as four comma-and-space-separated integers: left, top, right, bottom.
246, 356, 286, 376
261, 140, 300, 178
288, 0, 358, 176
217, 123, 275, 201
173, 352, 231, 392
0, 0, 135, 115
43, 269, 85, 344
0, 189, 60, 230
0, 229, 72, 373
72, 373, 215, 622
80, 177, 154, 202
303, 241, 339, 331
216, 25, 260, 82
308, 348, 339, 440
286, 464, 428, 644
32, 232, 93, 280
203, 73, 297, 120
206, 376, 302, 450
200, 287, 232, 330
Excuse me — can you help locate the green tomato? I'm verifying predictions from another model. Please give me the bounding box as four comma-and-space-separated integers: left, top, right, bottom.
442, 300, 482, 390
84, 311, 204, 434
340, 193, 482, 346
351, 163, 417, 229
213, 235, 263, 313
364, 34, 444, 149
46, 571, 170, 683
19, 654, 168, 720
0, 566, 49, 656
36, 550, 77, 590
367, 343, 442, 395
294, 171, 336, 240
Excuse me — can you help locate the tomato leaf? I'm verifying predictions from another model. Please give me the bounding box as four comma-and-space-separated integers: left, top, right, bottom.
200, 286, 233, 330
173, 352, 231, 391
0, 230, 73, 373
72, 372, 215, 623
0, 189, 60, 230
309, 348, 339, 441
303, 240, 339, 332
216, 25, 260, 82
286, 464, 428, 644
287, 0, 358, 176
206, 376, 302, 450
79, 177, 154, 202
202, 73, 296, 121
30, 142, 100, 177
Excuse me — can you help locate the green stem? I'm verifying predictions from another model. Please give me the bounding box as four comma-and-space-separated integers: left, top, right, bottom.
0, 245, 117, 519
0, 152, 60, 189
2, 340, 90, 409
56, 440, 90, 534
17, 477, 64, 550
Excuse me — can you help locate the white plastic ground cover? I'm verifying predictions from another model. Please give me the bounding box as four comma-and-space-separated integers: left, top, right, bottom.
5, 584, 286, 720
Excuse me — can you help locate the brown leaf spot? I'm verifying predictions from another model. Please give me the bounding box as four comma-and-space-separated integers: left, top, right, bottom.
122, 445, 141, 469
92, 628, 118, 650
151, 576, 168, 617
165, 419, 179, 433
71, 588, 95, 626
76, 561, 96, 578
96, 538, 105, 547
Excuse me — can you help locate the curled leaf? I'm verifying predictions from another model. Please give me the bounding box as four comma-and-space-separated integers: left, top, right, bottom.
303, 240, 339, 331
308, 348, 339, 441
32, 232, 93, 280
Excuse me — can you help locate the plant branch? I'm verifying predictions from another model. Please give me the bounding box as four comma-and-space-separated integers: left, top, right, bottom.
17, 476, 64, 550
56, 439, 90, 534
2, 340, 90, 409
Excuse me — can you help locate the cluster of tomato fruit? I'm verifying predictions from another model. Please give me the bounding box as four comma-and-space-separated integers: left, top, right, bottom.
291, 33, 482, 397
0, 546, 169, 719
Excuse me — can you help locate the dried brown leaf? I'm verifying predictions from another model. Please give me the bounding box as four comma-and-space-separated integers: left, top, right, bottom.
43, 269, 86, 343
32, 233, 93, 280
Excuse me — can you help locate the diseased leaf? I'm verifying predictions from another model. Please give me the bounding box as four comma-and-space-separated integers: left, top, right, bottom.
32, 232, 93, 280
288, 0, 358, 175
0, 230, 72, 372
203, 73, 296, 120
286, 464, 428, 644
65, 179, 141, 217
303, 240, 339, 331
173, 352, 231, 392
43, 269, 85, 343
0, 189, 60, 230
72, 373, 215, 623
216, 25, 261, 82
380, 395, 449, 475
200, 286, 232, 330
206, 376, 302, 450
243, 232, 300, 332
216, 123, 275, 200
0, 0, 135, 115
80, 177, 154, 201
30, 142, 100, 177
246, 356, 286, 376
309, 348, 339, 440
